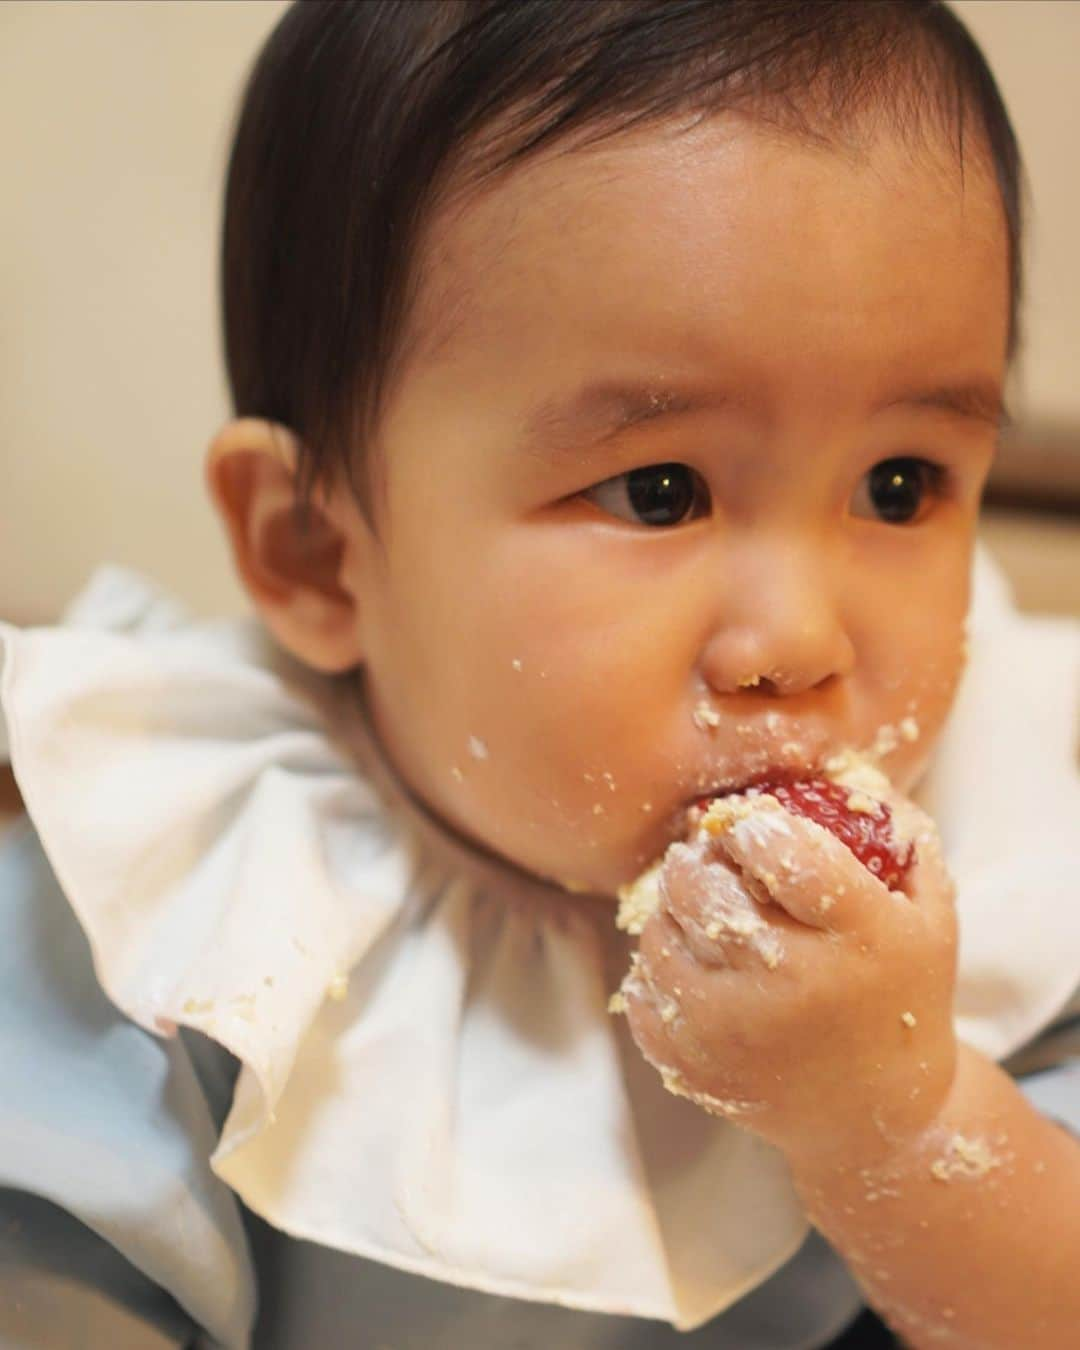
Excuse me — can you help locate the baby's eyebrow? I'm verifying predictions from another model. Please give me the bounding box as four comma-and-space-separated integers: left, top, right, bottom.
518, 381, 734, 460
518, 374, 1010, 460
877, 379, 1012, 431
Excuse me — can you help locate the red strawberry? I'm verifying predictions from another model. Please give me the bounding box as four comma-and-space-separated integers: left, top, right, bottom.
696, 776, 915, 890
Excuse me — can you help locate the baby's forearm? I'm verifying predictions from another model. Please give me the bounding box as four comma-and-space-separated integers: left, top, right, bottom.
785, 1041, 1080, 1349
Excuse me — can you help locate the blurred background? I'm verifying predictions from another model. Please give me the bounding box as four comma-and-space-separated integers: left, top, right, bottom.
1, 0, 1078, 626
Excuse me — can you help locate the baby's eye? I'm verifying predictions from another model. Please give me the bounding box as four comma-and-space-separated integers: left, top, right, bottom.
580, 463, 710, 527
850, 457, 945, 525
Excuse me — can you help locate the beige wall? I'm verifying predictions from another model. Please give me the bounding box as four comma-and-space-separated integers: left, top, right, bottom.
952, 0, 1080, 425
1, 0, 1077, 625
1, 0, 287, 624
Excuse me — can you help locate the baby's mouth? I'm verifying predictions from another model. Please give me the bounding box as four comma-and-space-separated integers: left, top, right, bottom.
666, 740, 900, 846
693, 755, 828, 806
660, 771, 773, 850
664, 751, 838, 847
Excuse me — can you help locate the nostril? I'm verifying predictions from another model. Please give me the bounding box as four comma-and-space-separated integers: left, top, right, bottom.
751, 669, 841, 698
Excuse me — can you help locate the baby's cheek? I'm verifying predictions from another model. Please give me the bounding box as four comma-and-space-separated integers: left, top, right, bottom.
863, 609, 967, 790
464, 675, 684, 887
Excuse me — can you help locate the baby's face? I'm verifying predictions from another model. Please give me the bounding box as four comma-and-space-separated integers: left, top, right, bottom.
336, 115, 1007, 895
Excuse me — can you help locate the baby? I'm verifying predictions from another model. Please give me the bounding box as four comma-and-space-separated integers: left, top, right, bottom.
1, 2, 1078, 1348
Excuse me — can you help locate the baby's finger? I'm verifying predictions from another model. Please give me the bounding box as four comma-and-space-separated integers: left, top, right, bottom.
658, 840, 793, 973
889, 796, 956, 926
618, 960, 767, 1123
704, 797, 893, 933
619, 946, 726, 1089
617, 949, 687, 1071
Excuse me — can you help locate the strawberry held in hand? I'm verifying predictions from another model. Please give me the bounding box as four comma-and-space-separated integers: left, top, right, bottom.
694, 774, 916, 891
613, 754, 959, 1164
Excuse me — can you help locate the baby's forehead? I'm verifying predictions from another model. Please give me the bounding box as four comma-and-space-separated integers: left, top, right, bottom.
404, 116, 1007, 401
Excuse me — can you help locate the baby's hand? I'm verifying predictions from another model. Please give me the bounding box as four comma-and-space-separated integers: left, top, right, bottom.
616, 789, 960, 1164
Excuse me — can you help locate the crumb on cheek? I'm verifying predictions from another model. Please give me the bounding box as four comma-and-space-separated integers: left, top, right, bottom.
692, 700, 721, 731
870, 717, 921, 759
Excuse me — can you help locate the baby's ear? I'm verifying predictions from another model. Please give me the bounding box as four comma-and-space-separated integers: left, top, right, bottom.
204, 418, 366, 673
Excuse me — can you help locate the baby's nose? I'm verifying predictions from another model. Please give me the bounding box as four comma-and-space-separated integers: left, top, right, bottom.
698, 542, 855, 698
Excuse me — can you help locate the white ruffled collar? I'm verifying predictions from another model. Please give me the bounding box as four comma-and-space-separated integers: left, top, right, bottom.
0, 546, 1076, 1331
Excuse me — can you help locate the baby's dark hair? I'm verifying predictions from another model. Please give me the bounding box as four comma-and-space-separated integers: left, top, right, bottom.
221, 0, 1023, 534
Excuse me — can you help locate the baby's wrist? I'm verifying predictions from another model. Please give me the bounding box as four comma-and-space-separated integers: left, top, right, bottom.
779, 1035, 961, 1179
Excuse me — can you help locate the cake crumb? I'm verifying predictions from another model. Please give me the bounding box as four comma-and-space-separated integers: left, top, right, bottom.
231, 994, 258, 1023
608, 991, 628, 1015
511, 657, 523, 672
468, 735, 489, 760
823, 748, 892, 798
327, 972, 349, 1002
658, 1066, 763, 1117
930, 1133, 1002, 1182
660, 1066, 688, 1097
846, 790, 882, 816
900, 1011, 918, 1028
700, 792, 778, 838
450, 765, 464, 783
737, 673, 761, 688
693, 700, 721, 730
616, 860, 663, 934
899, 716, 920, 742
